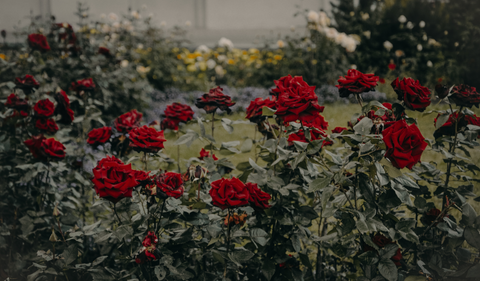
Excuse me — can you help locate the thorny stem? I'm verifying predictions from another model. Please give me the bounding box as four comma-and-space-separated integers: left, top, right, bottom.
254, 125, 258, 163
113, 204, 122, 224
354, 165, 358, 210
224, 208, 232, 278
177, 132, 181, 173
356, 93, 364, 112
56, 218, 67, 244
443, 106, 463, 209
155, 200, 166, 234
211, 111, 215, 139
197, 181, 202, 201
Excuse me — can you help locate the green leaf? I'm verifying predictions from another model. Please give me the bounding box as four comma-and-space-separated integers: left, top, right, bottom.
240, 139, 253, 153
381, 158, 402, 178
378, 258, 398, 281
92, 256, 108, 266
380, 244, 400, 259
353, 117, 373, 135
221, 118, 234, 134
249, 158, 266, 173
358, 251, 379, 265
155, 266, 167, 280
83, 220, 102, 233
464, 227, 480, 249
291, 234, 301, 252
262, 259, 276, 281
307, 175, 333, 193
63, 244, 78, 265
436, 113, 450, 129
175, 130, 199, 146
250, 228, 269, 246
228, 249, 255, 266
356, 219, 369, 234
262, 106, 276, 116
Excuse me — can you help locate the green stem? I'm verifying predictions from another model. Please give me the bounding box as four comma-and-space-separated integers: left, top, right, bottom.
443, 106, 463, 209
113, 203, 122, 224
224, 208, 232, 278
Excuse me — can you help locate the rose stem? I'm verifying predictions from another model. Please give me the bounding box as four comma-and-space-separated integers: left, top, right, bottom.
197, 181, 201, 201
211, 111, 215, 139
56, 218, 67, 244
177, 132, 181, 173
443, 106, 463, 209
224, 208, 232, 278
113, 203, 122, 224
254, 125, 258, 163
155, 200, 166, 234
354, 165, 358, 210
144, 151, 147, 171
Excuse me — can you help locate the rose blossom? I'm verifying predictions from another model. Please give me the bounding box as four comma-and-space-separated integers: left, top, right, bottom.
382, 120, 427, 169
87, 127, 112, 145
71, 78, 96, 94
198, 148, 218, 161
91, 155, 139, 203
153, 172, 184, 199
336, 69, 379, 98
209, 177, 249, 209
40, 138, 66, 159
245, 97, 276, 123
15, 75, 40, 94
28, 34, 50, 52
272, 75, 324, 124
195, 86, 236, 113
245, 183, 271, 209
24, 135, 46, 159
449, 84, 480, 108
34, 99, 55, 117
128, 125, 166, 153
5, 93, 29, 112
391, 77, 431, 112
163, 102, 194, 123
35, 119, 59, 134
160, 117, 179, 131
54, 90, 75, 124
367, 234, 402, 266
114, 109, 143, 133
332, 127, 348, 134
135, 231, 160, 264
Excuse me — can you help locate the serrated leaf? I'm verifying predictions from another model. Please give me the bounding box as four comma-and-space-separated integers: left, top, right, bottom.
307, 175, 332, 193
378, 258, 398, 281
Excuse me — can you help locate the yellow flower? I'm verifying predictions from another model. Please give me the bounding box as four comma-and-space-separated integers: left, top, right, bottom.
176, 54, 182, 59
273, 55, 282, 61
311, 59, 317, 65
172, 47, 179, 53
250, 55, 258, 60
227, 59, 235, 65
0, 54, 6, 60
187, 64, 197, 72
198, 61, 207, 71
249, 48, 259, 54
242, 50, 248, 55
266, 58, 273, 63
187, 53, 197, 59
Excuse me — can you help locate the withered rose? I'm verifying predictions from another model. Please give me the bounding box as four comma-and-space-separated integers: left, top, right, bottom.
449, 84, 480, 108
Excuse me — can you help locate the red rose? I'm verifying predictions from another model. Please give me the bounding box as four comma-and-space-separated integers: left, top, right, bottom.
160, 117, 180, 131
136, 231, 159, 263
15, 75, 40, 94
28, 34, 50, 52
128, 125, 166, 153
382, 120, 427, 169
245, 183, 271, 209
199, 148, 218, 161
41, 138, 66, 159
71, 78, 95, 94
449, 84, 480, 108
209, 177, 250, 210
379, 78, 386, 84
5, 93, 29, 112
34, 99, 55, 117
195, 86, 236, 114
24, 135, 46, 159
336, 69, 379, 98
54, 90, 74, 124
307, 114, 329, 130
134, 170, 151, 187
91, 155, 139, 203
435, 84, 449, 99
433, 112, 468, 139
332, 127, 348, 134
35, 119, 59, 134
422, 208, 444, 226
153, 172, 184, 199
114, 109, 143, 133
288, 124, 332, 147
163, 102, 194, 123
372, 234, 393, 248
388, 63, 396, 70
245, 97, 276, 123
272, 75, 325, 124
391, 77, 431, 112
87, 127, 112, 145
391, 248, 402, 266
98, 47, 111, 57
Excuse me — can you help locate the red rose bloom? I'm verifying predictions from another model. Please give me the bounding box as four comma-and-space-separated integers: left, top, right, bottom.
15, 75, 40, 94
245, 97, 276, 123
382, 120, 427, 169
160, 117, 180, 131
136, 231, 159, 263
379, 78, 386, 84
28, 34, 50, 52
128, 125, 166, 153
391, 77, 431, 112
133, 170, 151, 187
35, 119, 59, 134
199, 148, 218, 161
336, 69, 379, 98
388, 63, 396, 70
307, 114, 329, 130
98, 47, 111, 57
24, 135, 46, 159
114, 109, 143, 133
245, 182, 271, 209
433, 112, 469, 139
87, 127, 112, 145
40, 138, 66, 159
209, 177, 250, 210
272, 75, 325, 124
54, 90, 75, 124
34, 99, 55, 117
332, 127, 348, 134
5, 93, 29, 112
367, 234, 402, 266
422, 208, 444, 226
71, 78, 95, 93
91, 155, 139, 203
195, 86, 236, 113
288, 125, 332, 147
163, 102, 194, 123
153, 172, 184, 199
449, 84, 480, 108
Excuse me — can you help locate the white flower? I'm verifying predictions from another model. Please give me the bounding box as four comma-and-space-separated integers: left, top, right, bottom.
100, 13, 106, 19
419, 21, 425, 28
137, 43, 144, 50
307, 10, 319, 22
406, 21, 414, 29
101, 24, 111, 33
398, 15, 407, 23
444, 30, 448, 35
89, 38, 96, 45
428, 38, 440, 46
454, 42, 459, 47
112, 22, 121, 30
196, 56, 204, 62
185, 21, 191, 27
417, 44, 423, 51
363, 30, 371, 39
277, 40, 285, 48
383, 41, 393, 51
110, 33, 118, 41
342, 36, 357, 52
427, 61, 433, 67
131, 11, 141, 19
215, 65, 224, 77
361, 13, 370, 20
118, 46, 126, 52
351, 64, 357, 70
423, 34, 428, 41
335, 32, 347, 44
121, 60, 129, 68
160, 21, 166, 27
218, 37, 234, 49
136, 66, 151, 73
318, 11, 330, 27
206, 59, 216, 69
196, 45, 210, 53
109, 13, 118, 21
324, 27, 338, 39
217, 55, 227, 62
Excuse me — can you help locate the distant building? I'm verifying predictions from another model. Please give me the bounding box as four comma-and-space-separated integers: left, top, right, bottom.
0, 0, 336, 48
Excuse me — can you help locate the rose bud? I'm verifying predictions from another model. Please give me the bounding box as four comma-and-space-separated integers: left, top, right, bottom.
435, 84, 449, 99
49, 229, 58, 242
